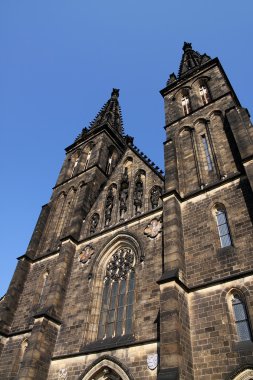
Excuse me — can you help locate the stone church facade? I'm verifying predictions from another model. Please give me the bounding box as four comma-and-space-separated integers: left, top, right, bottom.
1, 43, 253, 380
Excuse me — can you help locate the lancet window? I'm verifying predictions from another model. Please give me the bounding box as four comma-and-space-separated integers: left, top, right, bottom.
98, 247, 135, 339
201, 134, 213, 171
199, 84, 210, 105
84, 149, 92, 170
232, 294, 252, 342
214, 206, 232, 248
182, 95, 191, 115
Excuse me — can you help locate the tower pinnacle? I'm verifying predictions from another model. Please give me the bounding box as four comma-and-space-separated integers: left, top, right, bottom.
75, 88, 124, 143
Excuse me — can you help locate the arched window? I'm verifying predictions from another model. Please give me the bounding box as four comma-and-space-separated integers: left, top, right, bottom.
181, 90, 192, 116
84, 149, 92, 170
199, 84, 210, 105
201, 134, 213, 171
106, 154, 113, 175
11, 338, 28, 377
38, 271, 49, 304
214, 206, 232, 248
232, 294, 252, 342
70, 151, 81, 177
97, 247, 135, 339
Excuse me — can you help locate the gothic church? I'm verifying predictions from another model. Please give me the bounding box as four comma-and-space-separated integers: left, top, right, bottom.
1, 43, 253, 380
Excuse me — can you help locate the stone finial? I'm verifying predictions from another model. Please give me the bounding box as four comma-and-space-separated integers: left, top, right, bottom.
183, 41, 192, 51
111, 88, 120, 98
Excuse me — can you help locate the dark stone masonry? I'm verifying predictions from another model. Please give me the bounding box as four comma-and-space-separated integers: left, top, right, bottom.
1, 43, 253, 380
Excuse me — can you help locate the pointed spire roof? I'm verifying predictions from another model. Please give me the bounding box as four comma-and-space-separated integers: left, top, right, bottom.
166, 42, 211, 86
75, 89, 124, 143
178, 42, 211, 78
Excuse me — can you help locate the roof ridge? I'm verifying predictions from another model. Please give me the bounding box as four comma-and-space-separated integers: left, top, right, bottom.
129, 143, 164, 179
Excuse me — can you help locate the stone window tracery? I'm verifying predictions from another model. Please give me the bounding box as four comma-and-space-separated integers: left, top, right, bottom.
98, 248, 135, 339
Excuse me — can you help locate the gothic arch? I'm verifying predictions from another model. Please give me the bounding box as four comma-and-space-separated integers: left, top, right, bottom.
191, 75, 210, 86
84, 233, 143, 343
79, 355, 134, 380
90, 232, 143, 276
173, 85, 192, 100
226, 366, 253, 380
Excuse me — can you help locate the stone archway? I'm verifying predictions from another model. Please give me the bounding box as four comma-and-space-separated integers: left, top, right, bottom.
81, 358, 132, 380
233, 369, 253, 380
87, 366, 121, 380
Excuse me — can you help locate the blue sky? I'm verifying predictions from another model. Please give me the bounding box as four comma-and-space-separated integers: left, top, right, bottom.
1, 1, 253, 295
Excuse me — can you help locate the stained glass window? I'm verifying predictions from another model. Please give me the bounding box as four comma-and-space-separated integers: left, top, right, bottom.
98, 248, 135, 339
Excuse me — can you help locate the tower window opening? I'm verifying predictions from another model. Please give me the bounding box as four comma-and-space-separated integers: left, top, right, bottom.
71, 155, 80, 177
106, 155, 113, 175
84, 149, 92, 170
182, 95, 191, 115
199, 85, 210, 105
232, 294, 252, 342
201, 134, 213, 171
215, 208, 232, 248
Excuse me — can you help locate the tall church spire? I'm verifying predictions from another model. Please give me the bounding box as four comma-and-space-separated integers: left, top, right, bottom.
178, 42, 211, 78
75, 89, 124, 143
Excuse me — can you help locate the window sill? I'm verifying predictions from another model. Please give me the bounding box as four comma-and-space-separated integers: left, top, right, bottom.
234, 340, 253, 352
217, 245, 236, 256
81, 334, 135, 353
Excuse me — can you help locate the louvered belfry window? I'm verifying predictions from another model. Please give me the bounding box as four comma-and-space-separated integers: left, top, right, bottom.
232, 294, 252, 341
98, 248, 135, 339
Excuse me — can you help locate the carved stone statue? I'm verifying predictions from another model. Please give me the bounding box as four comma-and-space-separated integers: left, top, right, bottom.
105, 187, 114, 226
90, 213, 99, 234
150, 186, 162, 209
119, 168, 129, 219
133, 173, 143, 215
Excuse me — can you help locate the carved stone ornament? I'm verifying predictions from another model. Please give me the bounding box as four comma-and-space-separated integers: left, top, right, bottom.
119, 167, 129, 218
133, 173, 143, 214
106, 248, 135, 281
79, 245, 94, 264
150, 185, 162, 209
90, 213, 99, 234
147, 353, 158, 370
144, 218, 162, 238
58, 368, 67, 380
105, 187, 114, 226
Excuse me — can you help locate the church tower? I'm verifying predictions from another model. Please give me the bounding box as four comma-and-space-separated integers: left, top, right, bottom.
1, 43, 253, 380
159, 42, 253, 379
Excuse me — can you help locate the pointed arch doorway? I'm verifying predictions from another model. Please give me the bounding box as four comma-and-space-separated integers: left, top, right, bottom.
81, 357, 133, 380
232, 369, 253, 380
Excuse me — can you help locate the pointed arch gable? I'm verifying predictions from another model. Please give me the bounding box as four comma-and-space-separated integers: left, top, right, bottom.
89, 232, 144, 278
79, 355, 134, 380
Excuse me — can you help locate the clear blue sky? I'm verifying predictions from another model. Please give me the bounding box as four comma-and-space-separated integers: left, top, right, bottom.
1, 1, 253, 296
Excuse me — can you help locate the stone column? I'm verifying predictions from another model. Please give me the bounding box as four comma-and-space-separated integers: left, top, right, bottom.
0, 257, 31, 334
18, 317, 59, 380
42, 238, 76, 320
26, 204, 50, 259
164, 139, 179, 193
226, 107, 253, 192
162, 195, 185, 277
158, 282, 193, 380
